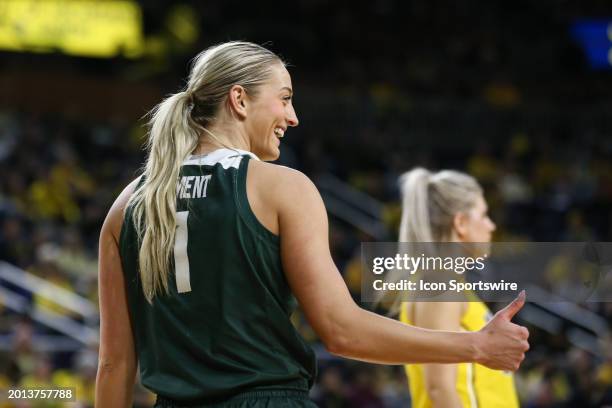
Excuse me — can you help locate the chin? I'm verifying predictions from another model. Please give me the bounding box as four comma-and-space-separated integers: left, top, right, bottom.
261, 147, 280, 161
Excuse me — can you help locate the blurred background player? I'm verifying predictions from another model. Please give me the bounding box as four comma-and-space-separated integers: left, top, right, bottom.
397, 168, 519, 407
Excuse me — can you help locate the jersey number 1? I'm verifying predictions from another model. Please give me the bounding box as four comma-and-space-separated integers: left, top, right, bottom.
174, 211, 192, 293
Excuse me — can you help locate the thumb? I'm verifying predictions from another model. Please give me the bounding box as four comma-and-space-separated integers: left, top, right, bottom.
497, 290, 526, 321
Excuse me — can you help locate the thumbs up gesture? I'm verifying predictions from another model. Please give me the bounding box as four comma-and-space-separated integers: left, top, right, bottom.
476, 290, 530, 371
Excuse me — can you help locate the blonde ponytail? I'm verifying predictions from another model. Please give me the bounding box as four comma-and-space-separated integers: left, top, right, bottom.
127, 41, 283, 303
399, 168, 433, 242
128, 91, 198, 302
382, 167, 483, 313
399, 168, 483, 243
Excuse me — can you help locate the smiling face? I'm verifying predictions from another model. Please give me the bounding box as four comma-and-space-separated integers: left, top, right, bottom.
243, 63, 298, 161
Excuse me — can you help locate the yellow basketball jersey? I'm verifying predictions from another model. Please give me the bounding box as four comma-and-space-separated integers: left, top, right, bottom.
400, 297, 520, 408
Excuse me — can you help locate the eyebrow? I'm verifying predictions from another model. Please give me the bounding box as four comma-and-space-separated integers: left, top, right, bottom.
280, 86, 293, 95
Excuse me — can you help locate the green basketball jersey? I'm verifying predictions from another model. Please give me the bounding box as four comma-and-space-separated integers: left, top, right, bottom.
119, 148, 316, 403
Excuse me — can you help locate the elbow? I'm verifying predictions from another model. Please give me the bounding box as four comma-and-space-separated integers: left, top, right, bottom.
425, 385, 444, 400
97, 355, 136, 377
98, 357, 118, 374
320, 310, 359, 358
315, 301, 362, 358
425, 382, 458, 404
323, 334, 351, 357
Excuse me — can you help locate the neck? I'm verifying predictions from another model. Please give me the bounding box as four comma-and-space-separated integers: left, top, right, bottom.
192, 121, 251, 155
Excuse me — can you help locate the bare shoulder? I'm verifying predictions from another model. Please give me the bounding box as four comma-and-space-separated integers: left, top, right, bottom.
248, 160, 319, 202
247, 159, 309, 181
245, 160, 323, 235
103, 176, 143, 241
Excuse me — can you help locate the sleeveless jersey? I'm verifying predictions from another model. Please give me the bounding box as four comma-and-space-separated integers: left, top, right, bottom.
400, 295, 519, 408
119, 148, 316, 403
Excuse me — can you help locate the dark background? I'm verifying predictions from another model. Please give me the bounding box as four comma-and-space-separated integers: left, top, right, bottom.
0, 1, 611, 406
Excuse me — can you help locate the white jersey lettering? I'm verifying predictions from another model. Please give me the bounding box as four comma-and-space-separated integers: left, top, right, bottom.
177, 175, 211, 199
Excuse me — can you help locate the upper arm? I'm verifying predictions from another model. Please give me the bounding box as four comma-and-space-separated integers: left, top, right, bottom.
412, 302, 463, 331
272, 168, 357, 346
413, 302, 463, 393
98, 178, 141, 365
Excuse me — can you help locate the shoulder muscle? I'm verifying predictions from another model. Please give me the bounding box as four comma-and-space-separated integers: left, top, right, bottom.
103, 176, 142, 241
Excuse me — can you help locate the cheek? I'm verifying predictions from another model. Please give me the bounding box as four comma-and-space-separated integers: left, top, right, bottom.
273, 102, 287, 118
477, 220, 493, 237
465, 219, 486, 239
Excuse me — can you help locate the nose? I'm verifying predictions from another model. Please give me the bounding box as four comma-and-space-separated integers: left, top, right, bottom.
489, 218, 497, 232
287, 105, 299, 127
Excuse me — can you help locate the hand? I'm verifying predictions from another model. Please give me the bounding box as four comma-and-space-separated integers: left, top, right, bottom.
475, 290, 530, 371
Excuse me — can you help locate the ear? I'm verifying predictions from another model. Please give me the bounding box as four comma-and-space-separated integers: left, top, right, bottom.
227, 85, 248, 119
452, 212, 469, 239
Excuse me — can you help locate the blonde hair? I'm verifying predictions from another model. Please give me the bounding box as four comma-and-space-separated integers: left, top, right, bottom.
399, 167, 483, 242
380, 168, 483, 313
127, 41, 284, 303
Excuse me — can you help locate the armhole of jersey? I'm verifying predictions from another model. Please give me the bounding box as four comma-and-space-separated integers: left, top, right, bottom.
118, 175, 147, 259
118, 205, 131, 257
234, 156, 280, 245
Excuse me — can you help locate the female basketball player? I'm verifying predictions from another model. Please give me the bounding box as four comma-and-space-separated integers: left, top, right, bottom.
95, 42, 529, 407
398, 168, 520, 408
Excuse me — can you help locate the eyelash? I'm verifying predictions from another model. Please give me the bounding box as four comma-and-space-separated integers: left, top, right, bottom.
283, 96, 292, 101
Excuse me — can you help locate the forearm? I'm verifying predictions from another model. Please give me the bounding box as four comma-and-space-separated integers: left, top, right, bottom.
95, 359, 136, 408
329, 307, 480, 365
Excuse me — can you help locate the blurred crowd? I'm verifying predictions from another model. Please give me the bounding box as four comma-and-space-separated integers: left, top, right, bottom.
1, 1, 612, 407
0, 110, 151, 407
